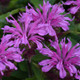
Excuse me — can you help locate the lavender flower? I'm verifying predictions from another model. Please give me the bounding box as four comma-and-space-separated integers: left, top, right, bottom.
0, 36, 23, 75
19, 0, 72, 36
2, 14, 44, 49
64, 0, 80, 14
39, 38, 80, 79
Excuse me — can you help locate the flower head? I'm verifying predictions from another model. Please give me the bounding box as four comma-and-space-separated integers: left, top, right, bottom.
64, 0, 80, 14
19, 0, 72, 36
0, 36, 23, 75
39, 38, 80, 79
2, 14, 44, 49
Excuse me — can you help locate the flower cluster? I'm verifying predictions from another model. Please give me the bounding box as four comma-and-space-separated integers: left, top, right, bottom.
0, 36, 23, 75
39, 38, 80, 79
0, 0, 80, 80
64, 0, 80, 14
2, 14, 44, 49
19, 1, 72, 36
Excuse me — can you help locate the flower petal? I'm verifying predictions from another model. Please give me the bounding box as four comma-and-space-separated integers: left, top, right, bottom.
42, 64, 53, 72
56, 61, 66, 78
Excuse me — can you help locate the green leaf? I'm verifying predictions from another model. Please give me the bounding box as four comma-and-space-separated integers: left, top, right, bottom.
0, 8, 25, 19
31, 62, 45, 80
68, 37, 77, 46
75, 23, 80, 32
67, 33, 80, 46
18, 61, 28, 72
67, 14, 80, 35
25, 76, 36, 80
30, 0, 43, 8
69, 22, 80, 35
11, 70, 28, 79
32, 50, 49, 63
0, 8, 25, 27
7, 0, 29, 10
7, 0, 19, 9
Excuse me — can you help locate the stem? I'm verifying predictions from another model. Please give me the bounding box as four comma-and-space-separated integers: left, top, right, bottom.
26, 59, 33, 77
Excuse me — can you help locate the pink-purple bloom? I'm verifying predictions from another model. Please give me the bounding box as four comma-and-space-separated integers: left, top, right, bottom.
0, 36, 23, 75
64, 0, 80, 14
2, 14, 44, 49
39, 38, 80, 79
19, 1, 72, 37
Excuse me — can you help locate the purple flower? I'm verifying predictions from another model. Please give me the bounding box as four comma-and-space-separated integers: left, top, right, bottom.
2, 14, 44, 49
64, 0, 80, 14
39, 38, 80, 79
0, 36, 23, 75
19, 1, 72, 36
